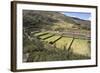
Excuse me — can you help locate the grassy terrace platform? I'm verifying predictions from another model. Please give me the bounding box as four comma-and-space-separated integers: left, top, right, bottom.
44, 35, 61, 43
55, 37, 73, 50
71, 39, 90, 57
39, 34, 55, 40
31, 31, 91, 57
34, 32, 49, 37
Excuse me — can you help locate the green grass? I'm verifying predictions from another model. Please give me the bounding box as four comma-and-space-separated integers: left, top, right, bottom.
23, 31, 91, 62
39, 33, 54, 39
34, 32, 48, 36
26, 46, 90, 62
39, 34, 73, 50
44, 35, 61, 42
71, 39, 90, 57
31, 31, 40, 34
55, 37, 73, 50
34, 32, 90, 57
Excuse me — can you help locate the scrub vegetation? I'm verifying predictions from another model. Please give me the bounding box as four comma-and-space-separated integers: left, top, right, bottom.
23, 10, 91, 62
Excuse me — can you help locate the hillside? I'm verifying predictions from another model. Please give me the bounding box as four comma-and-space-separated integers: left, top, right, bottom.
23, 10, 91, 62
23, 10, 91, 35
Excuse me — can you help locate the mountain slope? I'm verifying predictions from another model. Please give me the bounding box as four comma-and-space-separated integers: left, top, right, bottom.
23, 10, 90, 32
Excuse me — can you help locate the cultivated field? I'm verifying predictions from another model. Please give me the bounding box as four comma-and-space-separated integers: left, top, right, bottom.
33, 31, 90, 56
23, 31, 91, 62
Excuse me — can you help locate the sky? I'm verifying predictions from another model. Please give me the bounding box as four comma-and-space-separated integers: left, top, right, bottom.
61, 12, 91, 20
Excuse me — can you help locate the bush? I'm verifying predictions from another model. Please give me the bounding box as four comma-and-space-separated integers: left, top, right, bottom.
26, 41, 90, 62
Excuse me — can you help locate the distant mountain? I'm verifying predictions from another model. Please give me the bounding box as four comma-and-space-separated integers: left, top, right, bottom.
72, 17, 90, 30
23, 10, 91, 31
